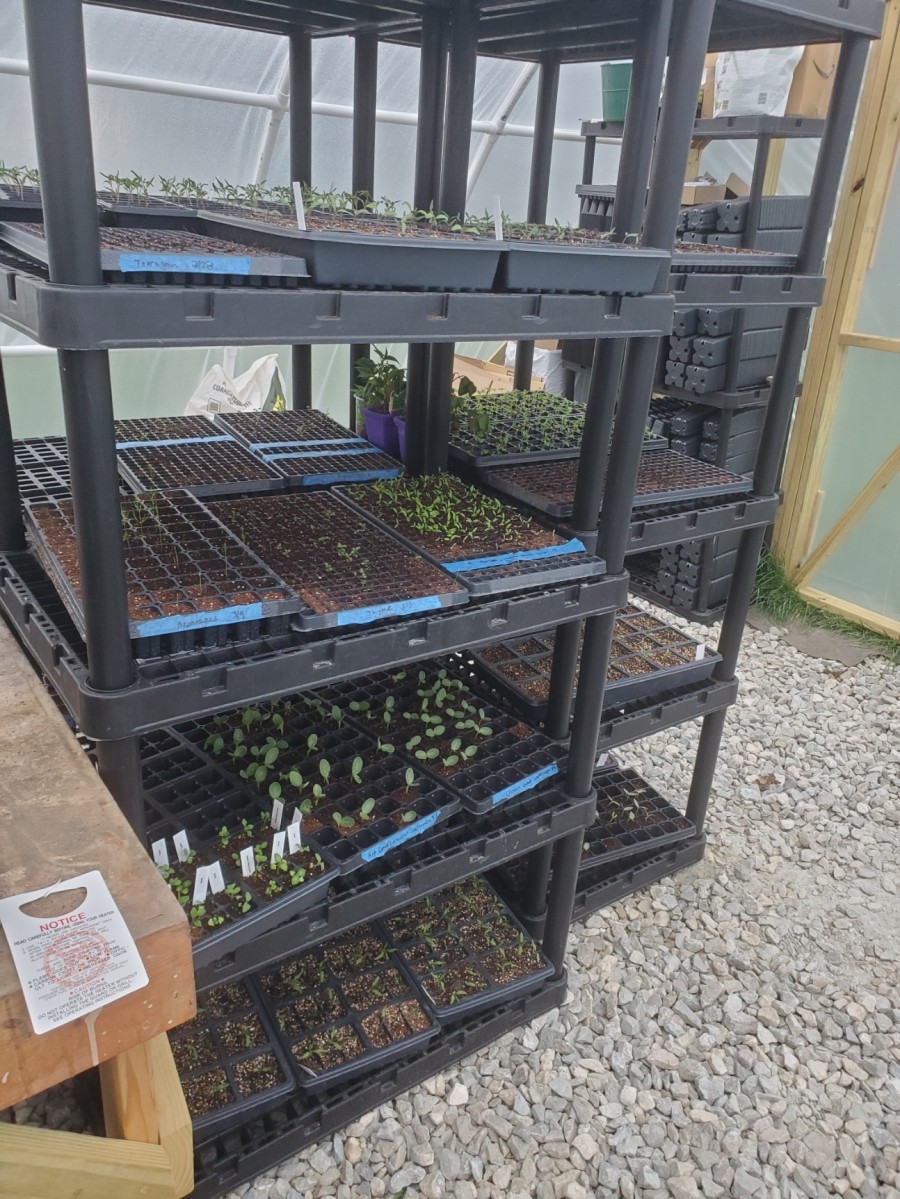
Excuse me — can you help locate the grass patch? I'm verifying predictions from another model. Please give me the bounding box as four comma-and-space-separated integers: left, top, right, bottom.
752, 547, 899, 665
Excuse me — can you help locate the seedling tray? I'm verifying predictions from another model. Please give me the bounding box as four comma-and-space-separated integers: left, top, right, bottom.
382, 878, 553, 1023
14, 436, 73, 503
483, 449, 752, 520
199, 207, 502, 292
327, 664, 565, 815
23, 491, 306, 648
498, 239, 667, 295
214, 409, 402, 486
447, 390, 587, 468
470, 604, 719, 721
254, 925, 438, 1092
168, 978, 294, 1135
582, 768, 694, 869
205, 492, 467, 630
113, 415, 226, 448
0, 220, 309, 285
117, 439, 285, 497
337, 475, 603, 598
173, 701, 460, 875
671, 244, 796, 274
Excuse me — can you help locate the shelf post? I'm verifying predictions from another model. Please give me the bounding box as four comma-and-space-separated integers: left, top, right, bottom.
406, 7, 450, 476
23, 0, 143, 835
289, 30, 313, 412
0, 355, 25, 552
528, 0, 674, 934
349, 31, 380, 429
722, 130, 772, 391
514, 55, 561, 391
686, 33, 872, 836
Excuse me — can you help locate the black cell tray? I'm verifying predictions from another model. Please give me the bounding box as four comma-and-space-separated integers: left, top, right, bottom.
582, 768, 695, 869
572, 835, 707, 923
116, 437, 286, 497
168, 977, 294, 1137
382, 879, 553, 1023
671, 245, 796, 274
254, 927, 438, 1094
446, 393, 588, 470
497, 240, 668, 295
470, 609, 719, 721
113, 415, 227, 446
13, 436, 73, 503
335, 485, 604, 599
483, 448, 752, 521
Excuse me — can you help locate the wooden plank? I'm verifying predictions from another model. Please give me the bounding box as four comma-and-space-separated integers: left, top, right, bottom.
795, 445, 900, 585
146, 1035, 194, 1199
762, 139, 786, 193
0, 1122, 176, 1199
838, 331, 900, 353
100, 1039, 160, 1145
0, 621, 196, 1110
774, 4, 900, 576
798, 586, 900, 640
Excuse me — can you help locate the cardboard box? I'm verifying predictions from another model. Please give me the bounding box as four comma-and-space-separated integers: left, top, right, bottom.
725, 172, 751, 198
786, 44, 839, 118
454, 354, 543, 393
700, 53, 718, 119
681, 180, 727, 205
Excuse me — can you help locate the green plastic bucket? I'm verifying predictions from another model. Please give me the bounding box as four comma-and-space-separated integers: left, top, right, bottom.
601, 62, 633, 122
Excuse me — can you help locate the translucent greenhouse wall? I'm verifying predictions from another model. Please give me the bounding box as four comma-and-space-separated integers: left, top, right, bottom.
0, 1, 816, 435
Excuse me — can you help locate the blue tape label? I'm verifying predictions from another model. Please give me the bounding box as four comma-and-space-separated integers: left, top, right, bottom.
360, 810, 440, 862
262, 446, 382, 462
134, 601, 265, 637
118, 252, 252, 275
336, 594, 443, 626
443, 537, 587, 574
301, 469, 401, 486
116, 434, 233, 450
247, 437, 366, 451
491, 763, 560, 806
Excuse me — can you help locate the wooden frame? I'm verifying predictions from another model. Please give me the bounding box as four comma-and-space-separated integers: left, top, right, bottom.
773, 1, 900, 637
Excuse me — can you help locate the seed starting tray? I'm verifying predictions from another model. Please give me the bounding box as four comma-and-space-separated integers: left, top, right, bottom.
483, 449, 752, 520
214, 409, 402, 487
168, 977, 294, 1136
116, 439, 285, 498
671, 244, 796, 274
470, 605, 719, 720
23, 491, 308, 648
168, 706, 460, 876
206, 492, 468, 630
113, 415, 227, 447
381, 879, 553, 1023
337, 481, 603, 598
254, 926, 439, 1093
447, 392, 587, 469
0, 220, 309, 286
328, 665, 566, 815
13, 436, 73, 503
581, 768, 694, 869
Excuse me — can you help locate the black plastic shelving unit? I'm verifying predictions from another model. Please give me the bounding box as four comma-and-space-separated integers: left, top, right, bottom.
0, 2, 879, 1195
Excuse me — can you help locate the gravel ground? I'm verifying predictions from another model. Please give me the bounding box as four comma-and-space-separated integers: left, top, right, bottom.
8, 615, 899, 1199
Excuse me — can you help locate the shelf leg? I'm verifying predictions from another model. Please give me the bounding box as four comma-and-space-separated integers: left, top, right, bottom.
0, 355, 25, 552
95, 737, 145, 843
543, 829, 586, 977
348, 31, 379, 428
687, 33, 871, 836
289, 30, 313, 412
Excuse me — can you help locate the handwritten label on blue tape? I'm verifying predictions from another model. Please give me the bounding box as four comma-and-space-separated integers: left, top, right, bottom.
262, 446, 381, 462
118, 252, 252, 275
301, 469, 401, 486
247, 437, 366, 451
443, 538, 586, 575
360, 810, 440, 862
336, 594, 442, 627
491, 763, 560, 807
134, 601, 265, 638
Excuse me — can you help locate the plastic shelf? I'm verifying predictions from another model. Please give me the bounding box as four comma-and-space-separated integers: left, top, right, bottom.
692, 115, 826, 140
595, 678, 739, 754
0, 265, 675, 350
0, 551, 628, 739
658, 382, 773, 411
571, 835, 707, 922
669, 271, 824, 307
625, 492, 779, 554
189, 977, 566, 1199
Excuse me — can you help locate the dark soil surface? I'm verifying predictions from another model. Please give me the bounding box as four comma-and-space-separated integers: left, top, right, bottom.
118, 440, 282, 490
21, 221, 288, 258
217, 409, 358, 444
114, 415, 220, 443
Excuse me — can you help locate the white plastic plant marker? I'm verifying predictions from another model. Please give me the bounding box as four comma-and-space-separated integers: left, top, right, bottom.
173, 829, 191, 863
208, 861, 226, 894
695, 643, 706, 661
271, 831, 287, 865
0, 870, 148, 1035
493, 196, 504, 241
192, 867, 211, 905
287, 821, 303, 854
596, 752, 611, 767
292, 806, 303, 828
240, 846, 255, 877
151, 838, 169, 868
293, 182, 307, 231
270, 799, 284, 831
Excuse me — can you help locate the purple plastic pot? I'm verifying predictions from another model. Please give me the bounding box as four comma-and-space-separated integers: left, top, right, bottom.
363, 406, 400, 457
393, 414, 406, 464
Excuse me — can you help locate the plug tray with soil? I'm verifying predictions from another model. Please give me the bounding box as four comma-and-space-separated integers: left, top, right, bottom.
23, 491, 306, 653
214, 409, 402, 487
498, 222, 668, 294
205, 491, 468, 629
381, 878, 552, 1023
327, 663, 565, 815
254, 923, 438, 1092
338, 473, 603, 597
672, 242, 796, 274
114, 415, 227, 447
470, 603, 720, 719
116, 438, 285, 498
582, 767, 694, 868
168, 978, 293, 1134
483, 447, 752, 520
447, 389, 588, 469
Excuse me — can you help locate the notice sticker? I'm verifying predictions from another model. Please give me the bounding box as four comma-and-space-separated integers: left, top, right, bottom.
0, 871, 148, 1035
